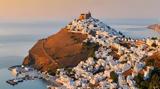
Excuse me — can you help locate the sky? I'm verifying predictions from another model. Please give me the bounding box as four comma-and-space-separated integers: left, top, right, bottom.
0, 0, 160, 21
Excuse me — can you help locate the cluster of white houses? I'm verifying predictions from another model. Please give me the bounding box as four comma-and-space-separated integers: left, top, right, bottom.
48, 13, 160, 89
9, 13, 159, 89
7, 13, 160, 89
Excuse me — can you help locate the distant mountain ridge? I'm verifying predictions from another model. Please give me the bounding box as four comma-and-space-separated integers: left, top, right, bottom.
148, 24, 160, 32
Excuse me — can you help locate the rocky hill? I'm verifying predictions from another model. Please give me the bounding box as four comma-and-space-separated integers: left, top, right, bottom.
23, 12, 119, 74
23, 12, 160, 88
23, 27, 98, 73
148, 24, 160, 32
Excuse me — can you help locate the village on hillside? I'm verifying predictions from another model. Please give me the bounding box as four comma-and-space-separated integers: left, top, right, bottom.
8, 13, 160, 89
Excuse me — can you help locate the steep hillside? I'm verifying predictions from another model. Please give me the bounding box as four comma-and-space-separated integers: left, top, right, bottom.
23, 29, 90, 73
23, 12, 115, 74
23, 13, 160, 88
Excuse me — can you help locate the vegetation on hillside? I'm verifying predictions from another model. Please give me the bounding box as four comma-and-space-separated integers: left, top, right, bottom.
134, 52, 160, 89
82, 41, 100, 58
110, 71, 118, 83
134, 68, 160, 89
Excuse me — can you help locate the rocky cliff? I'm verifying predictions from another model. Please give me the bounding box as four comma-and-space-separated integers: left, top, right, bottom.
23, 29, 90, 73
23, 13, 105, 74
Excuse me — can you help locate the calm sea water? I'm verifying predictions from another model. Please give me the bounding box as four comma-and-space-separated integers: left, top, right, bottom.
0, 21, 65, 89
0, 68, 47, 89
0, 19, 159, 89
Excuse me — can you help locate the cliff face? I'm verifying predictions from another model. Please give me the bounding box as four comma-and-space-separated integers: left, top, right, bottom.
23, 29, 90, 73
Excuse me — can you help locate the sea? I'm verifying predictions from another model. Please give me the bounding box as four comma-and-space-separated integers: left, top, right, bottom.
0, 19, 159, 89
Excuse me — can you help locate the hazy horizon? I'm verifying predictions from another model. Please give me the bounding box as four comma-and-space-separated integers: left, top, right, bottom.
0, 0, 160, 21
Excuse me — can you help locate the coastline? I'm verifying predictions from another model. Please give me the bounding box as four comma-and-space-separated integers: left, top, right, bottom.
6, 65, 61, 88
